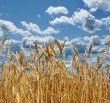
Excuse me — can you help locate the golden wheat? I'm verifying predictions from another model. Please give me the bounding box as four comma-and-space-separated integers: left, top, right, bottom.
0, 35, 110, 103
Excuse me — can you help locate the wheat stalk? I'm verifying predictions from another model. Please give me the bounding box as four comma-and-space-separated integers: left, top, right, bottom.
88, 42, 93, 55
103, 47, 109, 61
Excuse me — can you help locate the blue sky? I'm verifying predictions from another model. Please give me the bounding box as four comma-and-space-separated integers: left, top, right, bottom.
0, 0, 110, 40
0, 0, 110, 65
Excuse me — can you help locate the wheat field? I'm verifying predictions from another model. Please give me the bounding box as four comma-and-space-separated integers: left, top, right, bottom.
0, 34, 110, 103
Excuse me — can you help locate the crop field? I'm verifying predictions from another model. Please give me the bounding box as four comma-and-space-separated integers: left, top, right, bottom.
0, 34, 109, 103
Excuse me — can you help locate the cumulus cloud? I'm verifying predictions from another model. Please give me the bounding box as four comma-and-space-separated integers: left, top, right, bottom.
50, 16, 74, 25
102, 17, 110, 25
49, 8, 110, 33
21, 21, 59, 35
74, 9, 110, 32
22, 36, 36, 48
42, 27, 59, 35
83, 0, 110, 12
70, 35, 109, 54
71, 37, 83, 45
22, 36, 54, 48
90, 46, 105, 54
21, 21, 40, 33
4, 39, 22, 53
102, 35, 110, 45
50, 9, 102, 33
84, 35, 101, 45
101, 17, 110, 31
0, 20, 31, 36
0, 28, 3, 37
46, 6, 68, 15
1, 16, 110, 63
20, 34, 110, 61
73, 9, 90, 23
91, 46, 100, 54
71, 37, 86, 53
5, 39, 21, 45
73, 9, 102, 33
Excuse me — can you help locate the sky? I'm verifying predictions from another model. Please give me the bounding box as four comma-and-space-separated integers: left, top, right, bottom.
0, 0, 110, 40
0, 0, 110, 66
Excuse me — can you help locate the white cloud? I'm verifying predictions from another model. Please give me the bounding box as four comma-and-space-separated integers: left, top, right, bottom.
91, 46, 100, 54
0, 28, 3, 37
5, 39, 21, 45
64, 36, 70, 41
0, 20, 31, 36
84, 35, 101, 45
74, 10, 110, 32
21, 21, 59, 35
73, 9, 90, 23
71, 37, 83, 45
71, 37, 86, 53
50, 16, 74, 25
83, 0, 110, 12
102, 17, 110, 26
42, 27, 59, 35
22, 36, 36, 48
102, 35, 110, 45
0, 20, 18, 32
73, 9, 102, 33
21, 34, 110, 60
50, 9, 102, 33
21, 21, 41, 33
101, 17, 110, 31
46, 6, 68, 15
22, 36, 54, 48
4, 39, 22, 53
16, 29, 32, 37
70, 35, 110, 54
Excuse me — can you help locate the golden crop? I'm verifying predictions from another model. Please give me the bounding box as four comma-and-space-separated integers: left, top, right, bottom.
0, 34, 110, 103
